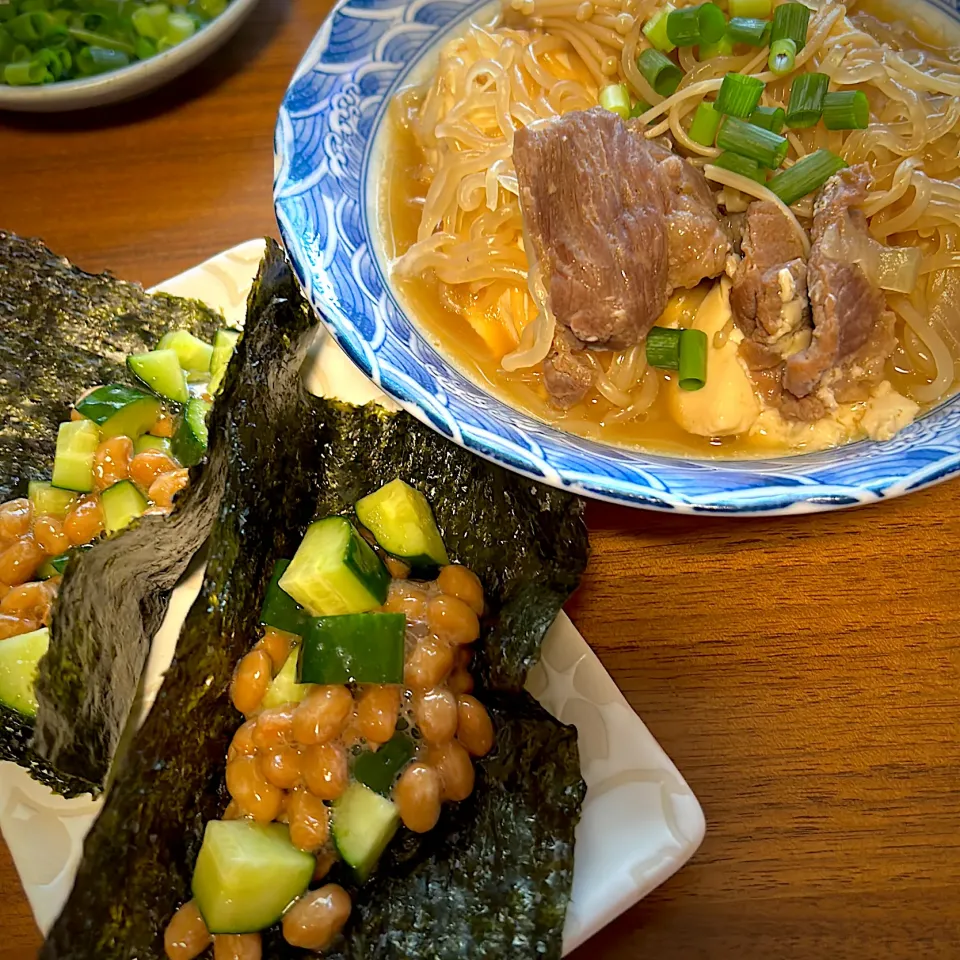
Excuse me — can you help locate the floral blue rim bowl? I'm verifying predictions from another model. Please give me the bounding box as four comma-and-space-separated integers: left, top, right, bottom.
274, 0, 960, 516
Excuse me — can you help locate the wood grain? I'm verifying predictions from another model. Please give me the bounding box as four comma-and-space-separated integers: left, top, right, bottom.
2, 1, 959, 956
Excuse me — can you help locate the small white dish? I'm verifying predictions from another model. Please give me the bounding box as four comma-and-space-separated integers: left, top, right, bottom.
0, 0, 260, 113
0, 240, 704, 949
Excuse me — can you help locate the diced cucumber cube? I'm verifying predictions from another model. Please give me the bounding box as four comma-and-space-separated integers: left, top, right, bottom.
355, 478, 448, 570
74, 384, 162, 439
101, 480, 148, 534
279, 516, 389, 617
127, 348, 189, 404
0, 627, 49, 718
191, 820, 314, 934
207, 329, 241, 395
28, 481, 76, 520
298, 613, 404, 685
51, 420, 100, 493
171, 397, 211, 467
261, 644, 312, 709
158, 330, 214, 376
332, 782, 400, 883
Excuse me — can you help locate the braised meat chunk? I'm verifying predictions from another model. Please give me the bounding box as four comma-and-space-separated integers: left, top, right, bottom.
513, 107, 670, 352
784, 165, 894, 402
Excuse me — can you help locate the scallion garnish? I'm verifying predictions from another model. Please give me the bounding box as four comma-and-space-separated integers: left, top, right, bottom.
666, 2, 727, 47
822, 89, 870, 130
643, 2, 677, 53
770, 1, 810, 50
785, 72, 829, 128
716, 115, 789, 168
713, 150, 767, 183
630, 97, 653, 118
727, 16, 771, 46
3, 57, 50, 84
768, 37, 796, 75
715, 72, 765, 117
767, 149, 847, 206
637, 48, 683, 97
678, 329, 708, 391
75, 45, 129, 76
699, 33, 735, 58
728, 0, 771, 18
689, 100, 723, 145
749, 104, 786, 134
599, 82, 632, 120
646, 327, 682, 370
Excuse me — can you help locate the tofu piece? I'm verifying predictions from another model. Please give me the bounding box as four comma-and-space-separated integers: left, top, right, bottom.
669, 280, 760, 438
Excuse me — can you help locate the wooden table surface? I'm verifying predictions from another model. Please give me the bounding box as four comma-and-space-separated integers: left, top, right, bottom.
2, 1, 959, 956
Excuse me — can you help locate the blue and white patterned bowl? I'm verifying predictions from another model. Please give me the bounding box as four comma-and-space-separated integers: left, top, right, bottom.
274, 0, 960, 515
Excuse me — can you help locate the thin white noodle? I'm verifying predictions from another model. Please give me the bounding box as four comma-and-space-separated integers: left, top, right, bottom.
890, 295, 956, 401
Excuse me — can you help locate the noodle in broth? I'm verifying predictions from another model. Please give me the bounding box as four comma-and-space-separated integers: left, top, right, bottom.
383, 0, 960, 457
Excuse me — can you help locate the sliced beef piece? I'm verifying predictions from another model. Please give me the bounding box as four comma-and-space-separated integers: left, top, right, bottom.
513, 107, 670, 351
783, 165, 892, 399
542, 326, 594, 407
731, 200, 811, 355
648, 140, 732, 289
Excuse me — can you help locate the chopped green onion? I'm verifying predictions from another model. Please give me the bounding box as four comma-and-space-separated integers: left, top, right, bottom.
822, 89, 870, 130
0, 26, 13, 62
768, 37, 796, 75
199, 0, 228, 16
689, 100, 723, 145
767, 148, 847, 205
0, 4, 17, 23
667, 2, 727, 47
132, 4, 171, 39
134, 34, 157, 59
726, 16, 770, 45
630, 98, 652, 118
20, 0, 52, 10
646, 327, 682, 370
715, 72, 764, 117
716, 115, 789, 167
599, 82, 631, 120
637, 48, 683, 97
75, 44, 130, 75
713, 150, 767, 183
728, 0, 771, 17
749, 104, 785, 133
678, 329, 708, 391
68, 28, 136, 54
698, 33, 734, 58
4, 58, 51, 84
770, 1, 810, 50
643, 2, 676, 53
163, 12, 196, 45
32, 46, 65, 79
7, 11, 49, 42
785, 72, 829, 128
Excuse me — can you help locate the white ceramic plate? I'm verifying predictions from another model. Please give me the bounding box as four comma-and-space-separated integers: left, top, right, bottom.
0, 240, 704, 951
0, 0, 259, 113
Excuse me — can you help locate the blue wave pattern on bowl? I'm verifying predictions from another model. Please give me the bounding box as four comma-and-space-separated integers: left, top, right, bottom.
274, 0, 960, 514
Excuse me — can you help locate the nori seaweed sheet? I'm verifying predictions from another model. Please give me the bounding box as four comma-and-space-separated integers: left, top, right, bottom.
0, 231, 221, 797
42, 247, 588, 959
0, 231, 221, 503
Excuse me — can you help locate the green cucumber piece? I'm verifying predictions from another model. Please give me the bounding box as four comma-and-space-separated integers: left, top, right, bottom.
355, 478, 448, 570
332, 782, 400, 883
207, 328, 241, 395
279, 517, 389, 617
158, 330, 214, 378
134, 435, 173, 456
37, 545, 91, 580
75, 384, 162, 439
298, 613, 405, 685
261, 643, 312, 709
28, 481, 76, 520
0, 627, 49, 717
127, 348, 189, 403
353, 733, 414, 797
171, 397, 212, 467
191, 820, 314, 935
51, 420, 100, 493
101, 480, 148, 534
260, 560, 310, 635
